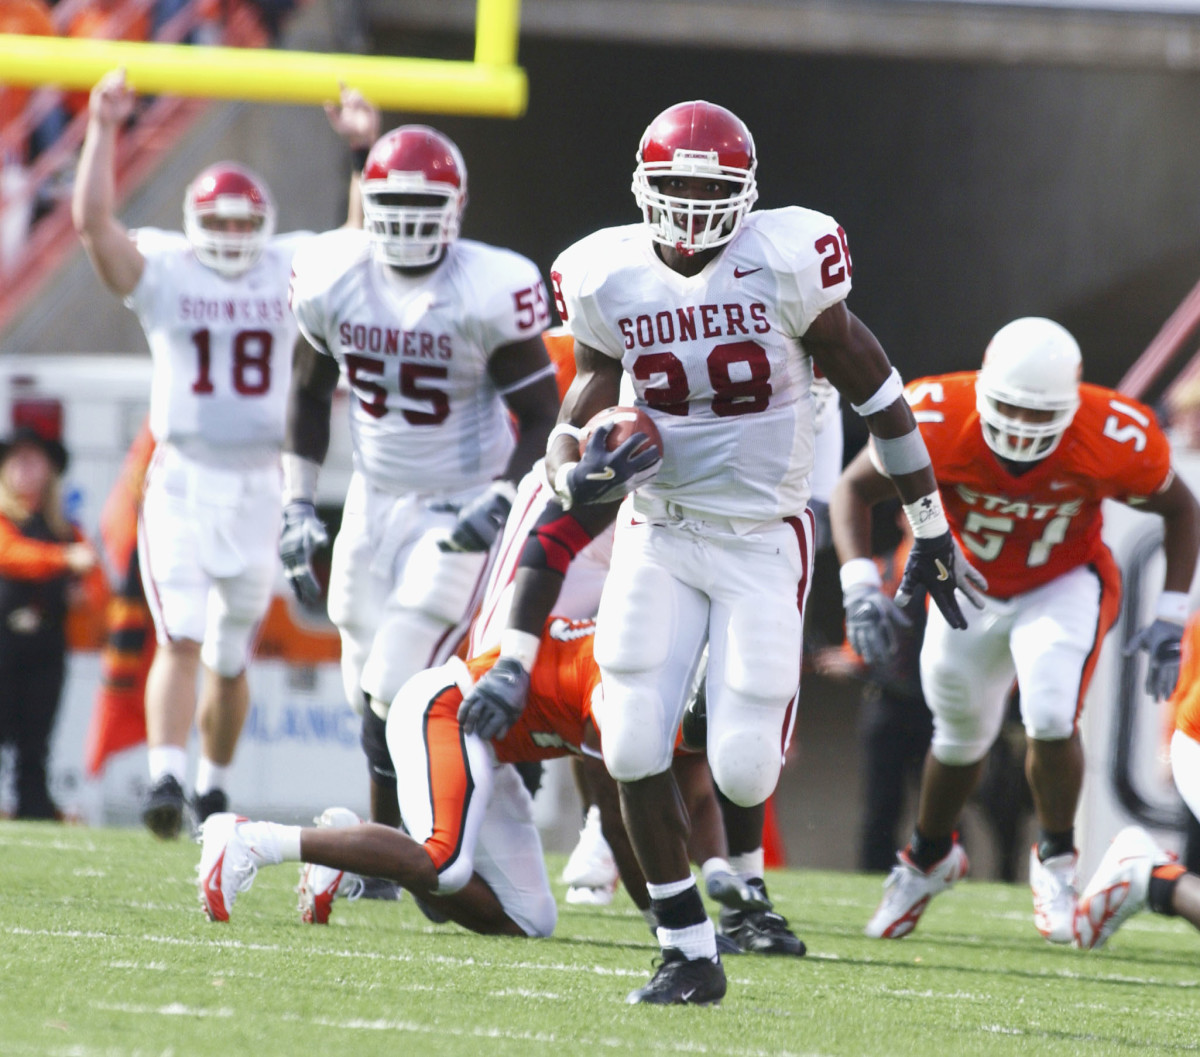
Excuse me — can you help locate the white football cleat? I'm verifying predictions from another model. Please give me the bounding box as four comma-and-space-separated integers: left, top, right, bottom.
561, 804, 618, 890
1074, 825, 1173, 950
197, 812, 271, 922
298, 806, 364, 925
865, 842, 969, 939
1029, 846, 1079, 944
565, 882, 617, 906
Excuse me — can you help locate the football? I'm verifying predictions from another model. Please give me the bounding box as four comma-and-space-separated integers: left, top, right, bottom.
579, 405, 663, 461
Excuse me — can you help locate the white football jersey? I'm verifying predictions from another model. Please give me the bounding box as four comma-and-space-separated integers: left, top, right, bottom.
126, 229, 310, 461
552, 208, 853, 521
290, 229, 550, 495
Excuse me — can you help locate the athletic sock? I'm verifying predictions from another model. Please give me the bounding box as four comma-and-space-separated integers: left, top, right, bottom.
1148, 863, 1187, 916
908, 828, 952, 871
1037, 829, 1076, 862
194, 758, 228, 797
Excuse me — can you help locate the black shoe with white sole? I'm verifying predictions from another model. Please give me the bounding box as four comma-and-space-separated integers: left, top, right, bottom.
626, 948, 726, 1006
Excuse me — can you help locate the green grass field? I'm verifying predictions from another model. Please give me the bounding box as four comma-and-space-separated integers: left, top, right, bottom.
2, 820, 1196, 1057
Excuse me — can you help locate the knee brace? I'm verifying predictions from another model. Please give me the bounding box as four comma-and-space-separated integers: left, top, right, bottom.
708, 695, 786, 807
594, 679, 675, 781
200, 614, 257, 678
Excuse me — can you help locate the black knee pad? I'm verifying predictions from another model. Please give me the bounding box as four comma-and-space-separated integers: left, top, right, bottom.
361, 707, 397, 786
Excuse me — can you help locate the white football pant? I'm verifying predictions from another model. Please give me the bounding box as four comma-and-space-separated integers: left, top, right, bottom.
138, 444, 280, 676
592, 501, 813, 807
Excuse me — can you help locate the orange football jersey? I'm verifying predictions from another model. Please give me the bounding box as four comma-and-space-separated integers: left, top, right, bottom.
543, 327, 577, 403
467, 616, 602, 764
907, 373, 1172, 599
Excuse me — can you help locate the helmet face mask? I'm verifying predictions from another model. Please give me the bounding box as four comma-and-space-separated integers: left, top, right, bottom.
361, 126, 467, 269
976, 317, 1082, 463
632, 101, 758, 255
183, 163, 275, 277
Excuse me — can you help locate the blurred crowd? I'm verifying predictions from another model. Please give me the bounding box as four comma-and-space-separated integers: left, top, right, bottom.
0, 0, 298, 271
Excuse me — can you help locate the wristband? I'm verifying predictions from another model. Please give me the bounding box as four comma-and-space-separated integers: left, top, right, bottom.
1156, 591, 1189, 625
851, 367, 904, 417
499, 628, 541, 673
873, 428, 932, 477
351, 146, 370, 171
547, 422, 582, 451
839, 557, 882, 595
902, 490, 951, 540
553, 461, 578, 508
282, 453, 322, 504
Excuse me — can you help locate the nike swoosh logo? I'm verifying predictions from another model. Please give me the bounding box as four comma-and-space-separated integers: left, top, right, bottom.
204, 851, 228, 920
585, 468, 616, 481
1049, 481, 1072, 490
733, 266, 762, 278
934, 559, 950, 582
681, 988, 697, 1002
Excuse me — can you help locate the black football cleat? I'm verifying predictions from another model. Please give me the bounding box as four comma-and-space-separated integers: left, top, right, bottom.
718, 879, 807, 956
142, 775, 186, 840
192, 788, 229, 826
626, 948, 726, 1006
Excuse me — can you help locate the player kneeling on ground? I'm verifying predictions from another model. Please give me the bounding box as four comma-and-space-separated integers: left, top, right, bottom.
196, 614, 762, 938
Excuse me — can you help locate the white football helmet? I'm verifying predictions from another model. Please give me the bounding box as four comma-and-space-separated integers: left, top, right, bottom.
976, 317, 1082, 462
183, 162, 275, 277
632, 100, 758, 255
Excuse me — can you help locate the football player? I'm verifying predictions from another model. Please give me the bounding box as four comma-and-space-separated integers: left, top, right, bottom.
197, 614, 749, 937
831, 316, 1200, 943
537, 100, 983, 1004
71, 69, 377, 839
281, 124, 560, 832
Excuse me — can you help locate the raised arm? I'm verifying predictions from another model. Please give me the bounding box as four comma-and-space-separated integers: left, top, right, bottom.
71, 69, 144, 298
324, 83, 380, 229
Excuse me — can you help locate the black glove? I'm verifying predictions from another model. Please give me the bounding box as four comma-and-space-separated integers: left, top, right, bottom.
1124, 619, 1184, 700
280, 500, 328, 604
458, 656, 532, 741
563, 423, 661, 507
843, 584, 912, 666
894, 530, 987, 629
437, 482, 514, 553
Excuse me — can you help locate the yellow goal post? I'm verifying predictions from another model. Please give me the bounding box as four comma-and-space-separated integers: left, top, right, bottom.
0, 0, 526, 116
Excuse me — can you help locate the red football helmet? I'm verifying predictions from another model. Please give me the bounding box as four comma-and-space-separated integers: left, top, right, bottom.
360, 126, 467, 268
632, 100, 758, 254
183, 162, 275, 277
